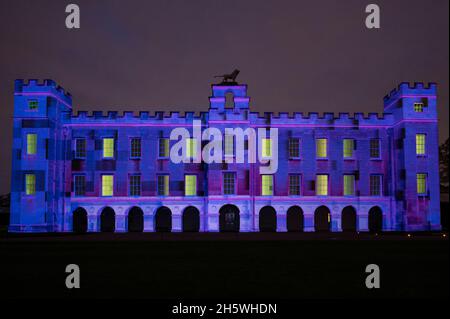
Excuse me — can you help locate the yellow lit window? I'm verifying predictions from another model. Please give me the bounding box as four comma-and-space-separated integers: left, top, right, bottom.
262, 138, 272, 157
25, 174, 36, 195
26, 133, 37, 155
102, 175, 114, 196
343, 139, 354, 158
416, 134, 426, 155
159, 138, 169, 157
316, 175, 328, 196
343, 175, 355, 196
158, 175, 169, 196
417, 174, 427, 195
185, 175, 197, 196
414, 103, 424, 112
103, 138, 114, 158
261, 175, 273, 196
316, 138, 327, 158
186, 138, 197, 158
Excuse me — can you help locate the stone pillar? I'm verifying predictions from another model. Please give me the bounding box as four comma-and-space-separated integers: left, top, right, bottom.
277, 206, 287, 232
88, 214, 97, 232
207, 205, 219, 232
303, 206, 315, 232
116, 214, 126, 232
143, 206, 154, 232
358, 213, 369, 231
331, 208, 342, 232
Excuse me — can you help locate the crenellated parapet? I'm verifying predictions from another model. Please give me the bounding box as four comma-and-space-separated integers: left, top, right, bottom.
68, 109, 209, 126
15, 79, 72, 108
383, 82, 437, 109
247, 111, 394, 128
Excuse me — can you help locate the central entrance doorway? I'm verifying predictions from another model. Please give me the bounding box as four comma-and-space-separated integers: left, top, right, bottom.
219, 204, 240, 232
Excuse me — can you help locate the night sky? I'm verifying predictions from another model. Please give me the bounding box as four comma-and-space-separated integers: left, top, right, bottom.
0, 0, 448, 195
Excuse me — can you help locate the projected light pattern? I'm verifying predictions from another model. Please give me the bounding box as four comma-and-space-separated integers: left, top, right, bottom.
9, 79, 441, 233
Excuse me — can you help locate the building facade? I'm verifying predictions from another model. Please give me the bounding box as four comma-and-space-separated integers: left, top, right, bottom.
10, 79, 441, 232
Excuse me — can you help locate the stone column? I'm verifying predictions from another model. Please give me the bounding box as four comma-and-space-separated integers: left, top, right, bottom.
143, 206, 154, 232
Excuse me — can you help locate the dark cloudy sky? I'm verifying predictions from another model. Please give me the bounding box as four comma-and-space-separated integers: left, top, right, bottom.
0, 0, 448, 194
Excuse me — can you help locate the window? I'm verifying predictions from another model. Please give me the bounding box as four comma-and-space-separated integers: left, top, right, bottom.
343, 139, 354, 158
185, 175, 197, 196
157, 175, 169, 196
75, 139, 86, 158
130, 138, 141, 158
28, 100, 38, 110
74, 175, 86, 196
103, 138, 114, 158
370, 175, 382, 196
262, 138, 272, 158
129, 175, 141, 196
289, 138, 300, 158
417, 173, 427, 195
159, 138, 169, 158
26, 133, 37, 155
25, 174, 36, 195
343, 175, 355, 196
186, 138, 197, 158
416, 134, 426, 155
224, 134, 234, 156
261, 175, 273, 196
316, 174, 328, 196
370, 139, 380, 158
414, 102, 424, 112
223, 172, 236, 195
289, 174, 301, 195
102, 175, 114, 196
316, 138, 327, 158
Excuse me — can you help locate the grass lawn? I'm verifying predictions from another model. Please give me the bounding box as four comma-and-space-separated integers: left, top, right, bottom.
0, 233, 448, 299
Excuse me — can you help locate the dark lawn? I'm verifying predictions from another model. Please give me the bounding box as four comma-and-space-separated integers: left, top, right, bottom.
0, 232, 448, 299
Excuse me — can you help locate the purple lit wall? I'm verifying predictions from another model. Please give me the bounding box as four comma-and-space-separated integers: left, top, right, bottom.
9, 79, 441, 232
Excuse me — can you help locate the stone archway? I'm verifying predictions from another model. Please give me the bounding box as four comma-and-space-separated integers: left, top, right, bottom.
100, 207, 115, 232
259, 206, 277, 232
341, 206, 357, 232
155, 206, 172, 232
128, 206, 144, 232
368, 206, 383, 232
73, 207, 88, 233
314, 206, 331, 232
286, 206, 304, 232
219, 204, 240, 232
183, 206, 200, 232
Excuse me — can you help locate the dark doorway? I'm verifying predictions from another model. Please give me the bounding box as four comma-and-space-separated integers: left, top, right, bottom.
314, 206, 331, 231
219, 204, 240, 232
100, 207, 115, 232
128, 206, 144, 232
286, 206, 304, 232
155, 206, 172, 232
341, 206, 357, 232
368, 206, 383, 232
73, 207, 88, 233
259, 206, 277, 232
183, 206, 200, 232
